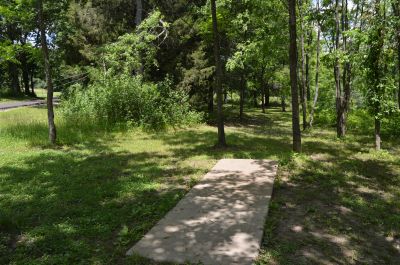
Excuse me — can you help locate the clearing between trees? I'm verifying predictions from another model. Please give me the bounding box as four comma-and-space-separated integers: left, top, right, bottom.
0, 104, 399, 264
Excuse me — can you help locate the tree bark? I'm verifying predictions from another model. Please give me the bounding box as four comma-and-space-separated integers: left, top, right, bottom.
289, 0, 302, 152
334, 0, 346, 137
21, 54, 30, 95
299, 0, 307, 130
394, 1, 400, 108
260, 67, 266, 113
30, 70, 35, 96
38, 0, 56, 145
306, 30, 312, 102
239, 75, 245, 120
265, 83, 270, 108
375, 118, 381, 150
310, 0, 321, 127
8, 62, 20, 96
211, 0, 226, 147
135, 0, 143, 26
281, 94, 286, 112
208, 85, 214, 114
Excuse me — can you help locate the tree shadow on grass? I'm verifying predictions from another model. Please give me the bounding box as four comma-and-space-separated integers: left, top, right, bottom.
258, 142, 400, 265
0, 150, 199, 265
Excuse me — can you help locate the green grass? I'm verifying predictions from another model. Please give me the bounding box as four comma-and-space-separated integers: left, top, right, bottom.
0, 104, 399, 264
0, 88, 61, 104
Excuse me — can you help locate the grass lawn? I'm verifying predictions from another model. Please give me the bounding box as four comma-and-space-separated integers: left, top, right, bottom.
0, 89, 61, 104
0, 104, 399, 264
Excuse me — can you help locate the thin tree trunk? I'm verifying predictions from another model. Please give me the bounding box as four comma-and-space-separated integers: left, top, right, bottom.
8, 62, 20, 96
239, 75, 245, 120
289, 0, 302, 152
208, 85, 214, 114
30, 70, 35, 96
211, 0, 226, 147
21, 54, 30, 95
38, 0, 56, 145
310, 0, 321, 127
394, 1, 400, 108
299, 0, 307, 130
260, 67, 265, 113
334, 0, 345, 137
375, 118, 381, 150
306, 30, 312, 102
135, 0, 143, 26
281, 94, 286, 112
265, 83, 270, 107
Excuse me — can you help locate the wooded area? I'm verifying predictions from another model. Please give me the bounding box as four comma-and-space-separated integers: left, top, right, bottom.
1, 0, 399, 264
1, 0, 399, 149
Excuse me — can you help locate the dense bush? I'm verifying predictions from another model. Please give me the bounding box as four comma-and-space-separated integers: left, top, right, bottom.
61, 74, 202, 130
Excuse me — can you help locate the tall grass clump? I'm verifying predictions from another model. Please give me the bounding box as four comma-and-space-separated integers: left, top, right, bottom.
61, 74, 202, 131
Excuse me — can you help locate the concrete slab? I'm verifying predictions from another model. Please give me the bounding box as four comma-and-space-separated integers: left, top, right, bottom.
127, 159, 278, 265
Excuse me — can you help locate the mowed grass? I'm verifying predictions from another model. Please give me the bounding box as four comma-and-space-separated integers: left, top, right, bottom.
0, 88, 61, 104
0, 104, 399, 264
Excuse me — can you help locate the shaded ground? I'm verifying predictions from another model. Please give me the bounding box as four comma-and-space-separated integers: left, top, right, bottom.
0, 105, 399, 264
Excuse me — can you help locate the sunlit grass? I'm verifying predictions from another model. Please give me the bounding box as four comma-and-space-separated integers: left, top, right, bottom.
0, 103, 399, 264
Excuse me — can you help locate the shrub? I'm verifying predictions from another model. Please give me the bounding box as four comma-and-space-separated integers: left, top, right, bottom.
61, 74, 202, 130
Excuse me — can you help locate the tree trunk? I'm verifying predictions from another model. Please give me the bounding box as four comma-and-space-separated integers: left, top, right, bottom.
394, 1, 400, 108
289, 0, 302, 152
375, 118, 381, 150
260, 68, 265, 113
310, 0, 321, 127
306, 30, 312, 102
265, 83, 270, 108
334, 0, 346, 137
38, 0, 56, 145
30, 70, 35, 95
8, 62, 20, 96
299, 0, 307, 130
208, 85, 214, 114
135, 0, 143, 26
281, 95, 286, 112
211, 0, 226, 147
239, 75, 245, 120
21, 54, 30, 95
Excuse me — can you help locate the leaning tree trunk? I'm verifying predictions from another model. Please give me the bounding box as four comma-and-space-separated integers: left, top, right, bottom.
211, 0, 226, 147
309, 0, 321, 127
289, 0, 302, 152
38, 0, 56, 145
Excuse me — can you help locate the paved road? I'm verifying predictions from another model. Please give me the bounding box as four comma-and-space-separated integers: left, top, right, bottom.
0, 98, 58, 111
127, 159, 278, 265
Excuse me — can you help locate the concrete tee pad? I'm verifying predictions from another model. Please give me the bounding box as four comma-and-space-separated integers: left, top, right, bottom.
127, 159, 278, 265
